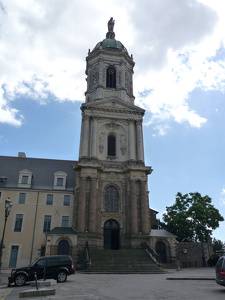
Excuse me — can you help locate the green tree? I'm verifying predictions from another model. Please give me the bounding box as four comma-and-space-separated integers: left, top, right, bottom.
212, 238, 225, 252
163, 192, 224, 242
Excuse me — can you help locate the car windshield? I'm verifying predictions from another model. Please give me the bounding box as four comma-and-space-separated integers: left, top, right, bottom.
30, 258, 47, 267
30, 259, 39, 266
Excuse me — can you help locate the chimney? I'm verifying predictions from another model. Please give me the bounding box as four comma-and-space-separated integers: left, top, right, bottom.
18, 152, 26, 158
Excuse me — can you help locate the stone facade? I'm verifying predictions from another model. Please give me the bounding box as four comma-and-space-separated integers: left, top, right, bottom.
73, 20, 152, 250
176, 241, 214, 268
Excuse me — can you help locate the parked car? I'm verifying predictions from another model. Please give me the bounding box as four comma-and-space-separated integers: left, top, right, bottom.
8, 255, 75, 286
207, 251, 225, 267
215, 255, 225, 287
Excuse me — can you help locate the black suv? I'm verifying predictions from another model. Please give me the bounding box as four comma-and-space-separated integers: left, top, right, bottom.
8, 255, 75, 286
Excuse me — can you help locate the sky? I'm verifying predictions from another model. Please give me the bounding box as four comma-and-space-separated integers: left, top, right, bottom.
0, 0, 225, 242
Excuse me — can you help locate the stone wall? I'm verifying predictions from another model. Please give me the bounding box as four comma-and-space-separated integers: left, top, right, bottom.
176, 241, 214, 268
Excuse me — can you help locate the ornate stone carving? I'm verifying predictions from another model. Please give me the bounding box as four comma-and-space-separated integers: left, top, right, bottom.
92, 67, 98, 85
105, 122, 119, 130
120, 133, 127, 156
99, 132, 105, 154
83, 115, 89, 121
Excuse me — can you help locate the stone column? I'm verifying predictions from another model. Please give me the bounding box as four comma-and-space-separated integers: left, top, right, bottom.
96, 181, 103, 235
78, 177, 86, 232
140, 180, 149, 234
91, 117, 97, 158
136, 120, 144, 162
130, 180, 138, 234
80, 116, 90, 158
128, 119, 136, 161
89, 178, 97, 232
121, 182, 126, 238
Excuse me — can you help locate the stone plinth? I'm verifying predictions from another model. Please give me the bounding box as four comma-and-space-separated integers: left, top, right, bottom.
19, 288, 56, 298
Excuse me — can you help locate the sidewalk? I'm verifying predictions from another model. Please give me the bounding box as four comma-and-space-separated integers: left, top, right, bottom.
165, 267, 215, 280
0, 270, 10, 287
0, 270, 12, 300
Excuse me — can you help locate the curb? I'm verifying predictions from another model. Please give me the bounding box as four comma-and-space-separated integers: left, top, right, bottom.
167, 277, 215, 280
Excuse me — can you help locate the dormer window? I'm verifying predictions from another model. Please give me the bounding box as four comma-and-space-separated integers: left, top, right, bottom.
18, 169, 32, 188
57, 178, 63, 186
22, 176, 28, 184
53, 171, 67, 190
0, 176, 7, 184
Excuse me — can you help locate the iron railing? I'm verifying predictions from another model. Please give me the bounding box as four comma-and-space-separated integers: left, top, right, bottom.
141, 242, 161, 267
85, 241, 91, 268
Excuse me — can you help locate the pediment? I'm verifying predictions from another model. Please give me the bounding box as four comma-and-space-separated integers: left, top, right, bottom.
19, 169, 32, 174
82, 97, 145, 114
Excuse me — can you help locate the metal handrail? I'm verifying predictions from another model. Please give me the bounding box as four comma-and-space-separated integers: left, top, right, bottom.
141, 242, 161, 267
85, 241, 91, 267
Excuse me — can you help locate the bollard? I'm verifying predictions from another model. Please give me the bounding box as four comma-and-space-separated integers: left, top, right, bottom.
34, 272, 38, 290
43, 267, 46, 281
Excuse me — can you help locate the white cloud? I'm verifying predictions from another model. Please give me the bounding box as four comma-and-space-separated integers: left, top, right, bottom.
0, 0, 225, 133
220, 188, 225, 206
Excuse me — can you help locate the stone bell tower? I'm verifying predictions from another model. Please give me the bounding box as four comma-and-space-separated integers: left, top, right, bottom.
73, 18, 153, 249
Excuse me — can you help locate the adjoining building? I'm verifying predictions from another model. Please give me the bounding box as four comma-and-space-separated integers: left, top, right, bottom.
0, 19, 177, 269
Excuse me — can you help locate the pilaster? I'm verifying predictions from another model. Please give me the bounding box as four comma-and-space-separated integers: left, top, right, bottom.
89, 178, 97, 232
78, 177, 86, 232
130, 180, 138, 234
136, 120, 144, 163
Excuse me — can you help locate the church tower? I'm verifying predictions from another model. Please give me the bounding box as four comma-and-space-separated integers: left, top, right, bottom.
73, 18, 153, 249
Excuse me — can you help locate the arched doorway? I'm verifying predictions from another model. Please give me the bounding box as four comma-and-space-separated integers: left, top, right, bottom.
104, 219, 120, 250
156, 241, 167, 263
58, 239, 70, 255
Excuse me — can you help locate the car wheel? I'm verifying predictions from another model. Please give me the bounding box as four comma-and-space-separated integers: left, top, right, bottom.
57, 271, 67, 283
15, 274, 26, 286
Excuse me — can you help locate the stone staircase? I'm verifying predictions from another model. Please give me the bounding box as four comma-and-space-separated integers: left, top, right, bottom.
81, 248, 166, 274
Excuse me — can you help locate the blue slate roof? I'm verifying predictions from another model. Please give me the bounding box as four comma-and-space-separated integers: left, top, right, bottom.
150, 229, 176, 238
0, 155, 76, 191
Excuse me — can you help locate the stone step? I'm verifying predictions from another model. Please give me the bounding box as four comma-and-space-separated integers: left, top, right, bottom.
82, 248, 165, 274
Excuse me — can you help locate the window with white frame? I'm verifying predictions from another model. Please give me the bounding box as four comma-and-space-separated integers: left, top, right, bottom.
43, 215, 51, 233
18, 193, 26, 204
21, 176, 28, 184
61, 216, 69, 227
53, 171, 67, 190
63, 195, 70, 206
14, 214, 23, 232
57, 178, 63, 186
46, 194, 53, 205
18, 169, 33, 188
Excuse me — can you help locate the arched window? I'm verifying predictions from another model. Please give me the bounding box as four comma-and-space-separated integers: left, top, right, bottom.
108, 134, 116, 156
106, 67, 116, 88
105, 186, 119, 212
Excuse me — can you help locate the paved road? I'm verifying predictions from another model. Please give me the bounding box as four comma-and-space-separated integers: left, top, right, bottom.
1, 268, 225, 300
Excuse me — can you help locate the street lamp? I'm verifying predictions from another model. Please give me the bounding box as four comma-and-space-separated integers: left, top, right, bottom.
0, 197, 13, 272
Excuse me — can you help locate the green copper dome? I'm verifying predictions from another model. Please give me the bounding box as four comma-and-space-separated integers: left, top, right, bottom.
93, 38, 128, 54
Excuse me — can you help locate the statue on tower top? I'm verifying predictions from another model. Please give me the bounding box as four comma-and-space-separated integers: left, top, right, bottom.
106, 17, 115, 39
108, 17, 115, 32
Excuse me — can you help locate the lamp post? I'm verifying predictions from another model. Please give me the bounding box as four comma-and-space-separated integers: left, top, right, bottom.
0, 197, 13, 272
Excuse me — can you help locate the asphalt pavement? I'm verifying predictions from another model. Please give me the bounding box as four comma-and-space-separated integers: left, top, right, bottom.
0, 267, 220, 300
